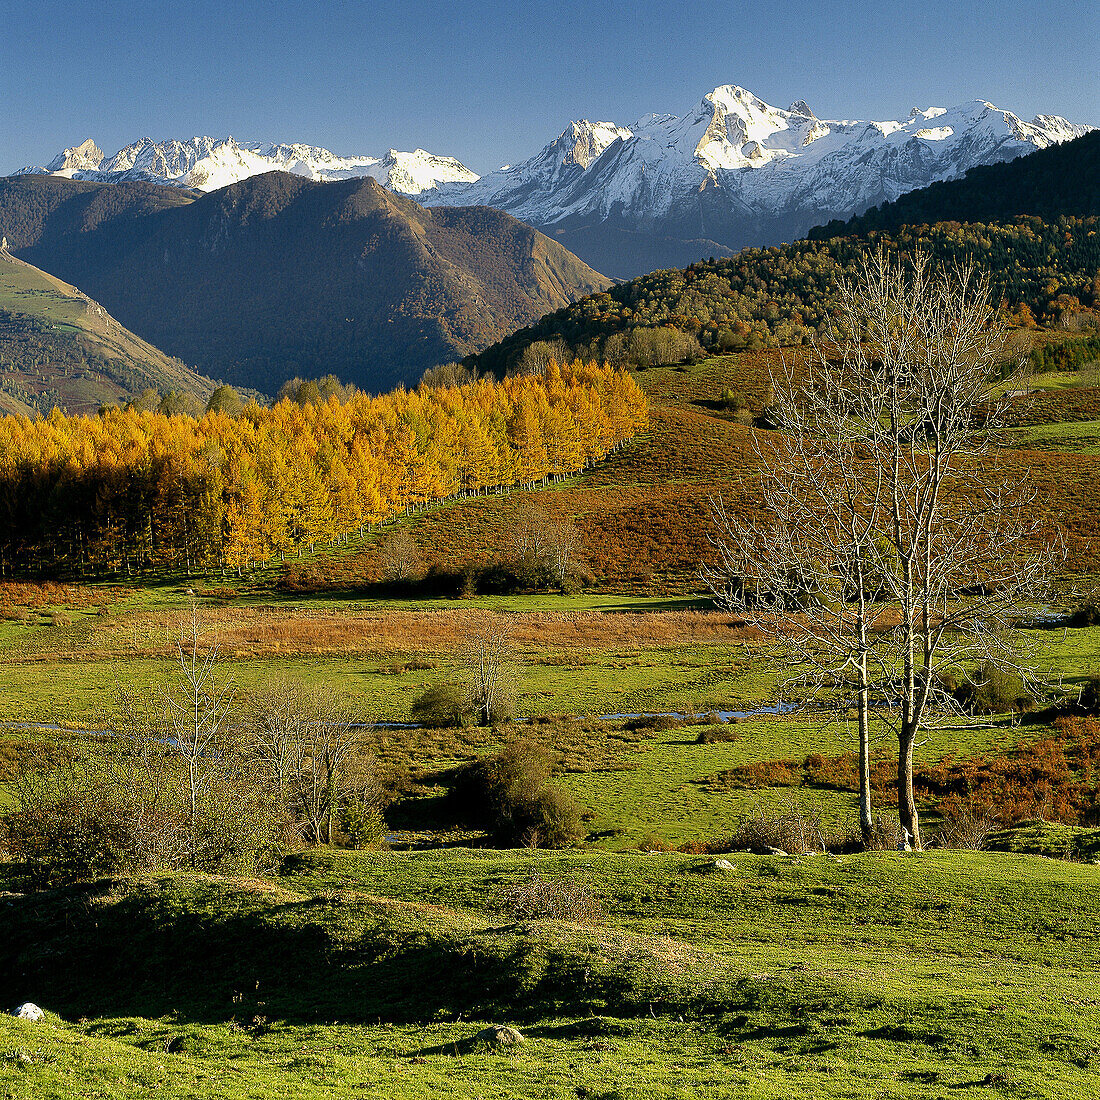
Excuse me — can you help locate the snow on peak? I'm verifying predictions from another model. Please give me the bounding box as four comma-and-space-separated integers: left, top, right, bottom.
21, 135, 480, 195
552, 120, 633, 170
416, 83, 1093, 254
45, 138, 104, 175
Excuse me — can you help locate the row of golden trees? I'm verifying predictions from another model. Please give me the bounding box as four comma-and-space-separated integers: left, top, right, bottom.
0, 362, 647, 576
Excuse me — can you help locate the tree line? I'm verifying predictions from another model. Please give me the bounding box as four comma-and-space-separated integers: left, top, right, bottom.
0, 361, 647, 577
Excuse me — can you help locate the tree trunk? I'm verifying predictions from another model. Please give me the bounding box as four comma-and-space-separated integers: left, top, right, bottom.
858, 680, 873, 847
898, 722, 920, 849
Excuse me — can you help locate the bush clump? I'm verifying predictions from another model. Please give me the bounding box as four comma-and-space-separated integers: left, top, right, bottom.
943, 662, 1033, 715
1063, 601, 1100, 628
410, 682, 470, 728
2, 740, 285, 885
727, 798, 827, 854
496, 873, 605, 923
696, 727, 740, 744
449, 740, 582, 848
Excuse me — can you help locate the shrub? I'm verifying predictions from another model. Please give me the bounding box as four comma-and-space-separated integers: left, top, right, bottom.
1063, 601, 1100, 628
627, 714, 683, 732
496, 874, 605, 923
448, 740, 582, 848
1075, 677, 1100, 715
727, 798, 827, 854
859, 814, 906, 852
514, 786, 583, 849
339, 802, 387, 849
948, 662, 1032, 715
410, 682, 470, 728
933, 803, 1000, 850
2, 733, 288, 886
696, 728, 740, 744
718, 388, 750, 412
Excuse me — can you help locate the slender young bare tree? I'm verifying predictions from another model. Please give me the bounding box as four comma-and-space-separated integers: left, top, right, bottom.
511, 504, 583, 590
703, 250, 1062, 849
160, 607, 237, 852
464, 618, 516, 725
249, 679, 370, 845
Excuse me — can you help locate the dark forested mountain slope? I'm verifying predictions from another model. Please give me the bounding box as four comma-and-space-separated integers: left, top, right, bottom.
468, 219, 1100, 374
809, 129, 1100, 239
0, 172, 611, 393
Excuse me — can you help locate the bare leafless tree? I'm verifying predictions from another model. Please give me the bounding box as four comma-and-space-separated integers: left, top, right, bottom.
702, 250, 1063, 849
378, 527, 422, 582
249, 679, 372, 845
160, 608, 237, 849
464, 618, 516, 725
511, 504, 583, 590
545, 517, 582, 590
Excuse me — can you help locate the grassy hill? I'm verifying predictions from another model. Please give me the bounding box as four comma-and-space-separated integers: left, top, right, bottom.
0, 245, 216, 414
0, 172, 612, 394
0, 849, 1098, 1098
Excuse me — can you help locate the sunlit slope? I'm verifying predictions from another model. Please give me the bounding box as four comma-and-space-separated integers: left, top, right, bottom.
0, 245, 216, 414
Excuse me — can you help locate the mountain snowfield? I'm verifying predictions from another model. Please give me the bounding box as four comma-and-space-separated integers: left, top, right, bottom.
423, 86, 1091, 274
439, 87, 1089, 222
18, 84, 1093, 275
18, 135, 478, 195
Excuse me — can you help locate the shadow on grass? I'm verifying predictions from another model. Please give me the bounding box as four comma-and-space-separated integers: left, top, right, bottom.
0, 878, 749, 1028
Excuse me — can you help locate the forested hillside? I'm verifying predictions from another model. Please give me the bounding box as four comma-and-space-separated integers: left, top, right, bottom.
468, 218, 1100, 374
0, 361, 646, 575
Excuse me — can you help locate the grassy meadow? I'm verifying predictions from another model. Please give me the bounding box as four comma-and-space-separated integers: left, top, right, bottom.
2, 849, 1099, 1098
2, 341, 1100, 1097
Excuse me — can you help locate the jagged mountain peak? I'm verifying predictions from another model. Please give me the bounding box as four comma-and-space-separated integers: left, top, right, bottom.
418, 83, 1093, 277
45, 138, 104, 175
20, 134, 480, 196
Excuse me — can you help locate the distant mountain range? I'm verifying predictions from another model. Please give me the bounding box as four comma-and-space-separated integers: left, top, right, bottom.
810, 127, 1100, 237
17, 136, 478, 196
17, 85, 1092, 276
0, 172, 610, 394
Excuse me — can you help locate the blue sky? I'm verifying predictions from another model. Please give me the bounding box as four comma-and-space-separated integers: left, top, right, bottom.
2, 0, 1097, 175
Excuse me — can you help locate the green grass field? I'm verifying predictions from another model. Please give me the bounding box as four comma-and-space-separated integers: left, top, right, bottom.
1, 849, 1098, 1098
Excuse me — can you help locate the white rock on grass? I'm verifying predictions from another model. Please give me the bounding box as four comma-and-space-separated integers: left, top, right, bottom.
10, 1003, 45, 1021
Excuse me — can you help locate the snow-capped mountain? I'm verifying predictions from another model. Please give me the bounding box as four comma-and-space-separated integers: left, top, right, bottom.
17, 86, 1092, 277
17, 136, 479, 196
422, 86, 1093, 275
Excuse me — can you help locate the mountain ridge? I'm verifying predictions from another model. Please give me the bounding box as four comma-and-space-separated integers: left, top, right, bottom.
0, 171, 611, 394
18, 135, 478, 196
18, 84, 1089, 277
424, 88, 1091, 275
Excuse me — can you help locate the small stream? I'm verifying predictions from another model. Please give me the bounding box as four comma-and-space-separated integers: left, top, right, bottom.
2, 702, 797, 739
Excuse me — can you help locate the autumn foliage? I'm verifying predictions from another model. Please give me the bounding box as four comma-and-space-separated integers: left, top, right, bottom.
0, 361, 647, 575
